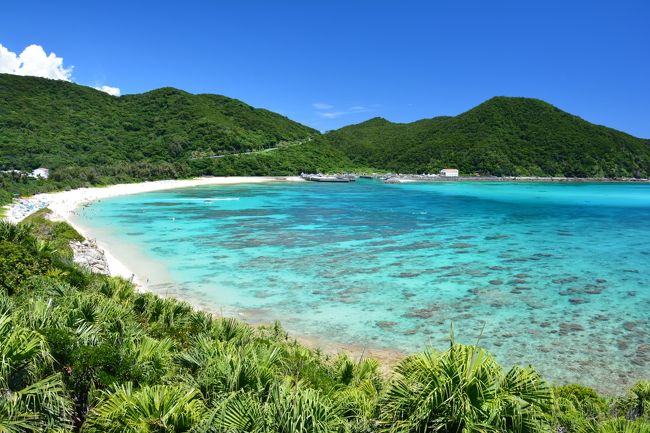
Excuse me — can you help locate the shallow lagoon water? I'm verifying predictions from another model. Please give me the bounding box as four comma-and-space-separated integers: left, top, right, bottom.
73, 180, 650, 392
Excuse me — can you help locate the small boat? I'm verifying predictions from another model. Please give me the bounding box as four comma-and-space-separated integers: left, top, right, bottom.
306, 175, 350, 182
300, 173, 356, 183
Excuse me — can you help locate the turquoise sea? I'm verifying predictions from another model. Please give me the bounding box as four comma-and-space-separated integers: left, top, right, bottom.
72, 180, 650, 392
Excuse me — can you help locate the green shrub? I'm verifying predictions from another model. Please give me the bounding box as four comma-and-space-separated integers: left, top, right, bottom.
0, 240, 50, 293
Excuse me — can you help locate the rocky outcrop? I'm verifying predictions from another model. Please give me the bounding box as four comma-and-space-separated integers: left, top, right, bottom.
69, 239, 109, 274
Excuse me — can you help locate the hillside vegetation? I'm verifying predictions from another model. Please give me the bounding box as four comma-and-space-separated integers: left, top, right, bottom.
0, 73, 317, 168
0, 73, 354, 187
1, 216, 649, 432
325, 97, 650, 177
2, 75, 650, 206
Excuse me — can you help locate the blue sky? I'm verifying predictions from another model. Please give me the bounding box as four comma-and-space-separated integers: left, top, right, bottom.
1, 0, 649, 136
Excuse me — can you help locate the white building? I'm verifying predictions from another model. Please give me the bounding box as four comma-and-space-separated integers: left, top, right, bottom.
440, 168, 459, 177
31, 167, 49, 179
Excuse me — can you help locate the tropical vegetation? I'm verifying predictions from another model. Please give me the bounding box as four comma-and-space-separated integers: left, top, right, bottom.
0, 73, 357, 205
0, 213, 648, 432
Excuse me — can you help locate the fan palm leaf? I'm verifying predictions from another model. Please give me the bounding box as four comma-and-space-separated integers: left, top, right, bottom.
380, 343, 550, 433
82, 383, 206, 433
0, 314, 72, 432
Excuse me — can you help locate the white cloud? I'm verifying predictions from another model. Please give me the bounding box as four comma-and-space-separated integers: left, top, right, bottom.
312, 102, 334, 110
0, 45, 20, 72
1, 43, 121, 96
0, 43, 72, 81
95, 85, 121, 96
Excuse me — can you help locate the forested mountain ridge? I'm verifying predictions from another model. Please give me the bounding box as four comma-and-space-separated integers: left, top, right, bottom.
0, 73, 351, 182
2, 74, 649, 197
324, 97, 650, 177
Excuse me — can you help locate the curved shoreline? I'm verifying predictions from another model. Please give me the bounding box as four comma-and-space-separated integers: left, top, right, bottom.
5, 177, 648, 388
3, 175, 410, 368
3, 176, 304, 287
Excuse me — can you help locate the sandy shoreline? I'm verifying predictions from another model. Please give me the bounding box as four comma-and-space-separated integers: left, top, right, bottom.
4, 176, 303, 223
3, 176, 303, 285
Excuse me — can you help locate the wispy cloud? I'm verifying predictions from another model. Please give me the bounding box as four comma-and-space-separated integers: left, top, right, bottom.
312, 102, 334, 110
314, 104, 374, 119
318, 111, 345, 119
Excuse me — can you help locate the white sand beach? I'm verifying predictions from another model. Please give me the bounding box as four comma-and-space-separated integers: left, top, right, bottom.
2, 176, 303, 283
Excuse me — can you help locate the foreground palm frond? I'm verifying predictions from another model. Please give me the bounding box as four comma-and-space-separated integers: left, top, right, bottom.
82, 383, 207, 433
177, 334, 282, 400
0, 313, 72, 432
578, 418, 650, 433
201, 381, 345, 433
380, 343, 551, 433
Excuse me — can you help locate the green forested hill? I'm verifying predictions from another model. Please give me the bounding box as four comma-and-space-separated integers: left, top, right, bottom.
2, 74, 650, 188
0, 73, 354, 184
324, 97, 650, 177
